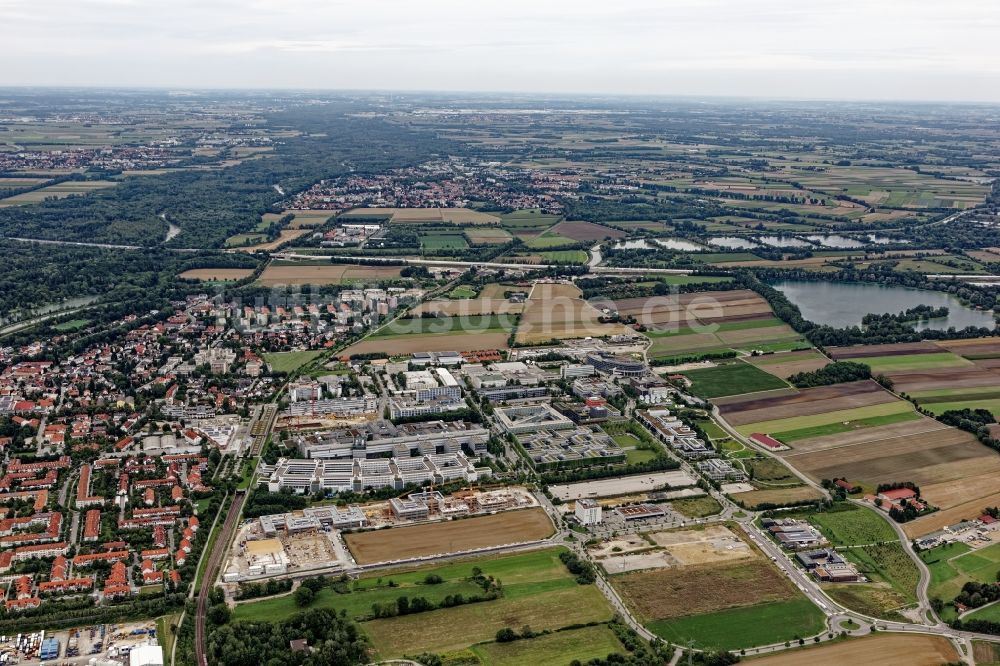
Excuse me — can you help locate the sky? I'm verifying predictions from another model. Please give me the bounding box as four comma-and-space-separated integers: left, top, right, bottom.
3, 0, 1000, 102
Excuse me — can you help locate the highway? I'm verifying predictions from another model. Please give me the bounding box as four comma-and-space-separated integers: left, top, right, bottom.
270, 251, 695, 275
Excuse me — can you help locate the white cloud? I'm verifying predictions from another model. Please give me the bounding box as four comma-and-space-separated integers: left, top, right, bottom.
1, 0, 999, 101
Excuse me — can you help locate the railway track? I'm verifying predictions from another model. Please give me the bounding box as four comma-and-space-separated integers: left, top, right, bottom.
193, 490, 247, 666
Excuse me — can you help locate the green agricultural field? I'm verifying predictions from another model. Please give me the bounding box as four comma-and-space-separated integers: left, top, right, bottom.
921, 399, 1000, 417
500, 209, 562, 230
646, 598, 825, 651
261, 350, 324, 373
695, 419, 728, 440
421, 233, 470, 250
683, 361, 789, 399
225, 233, 267, 247
659, 275, 732, 286
735, 400, 915, 437
540, 249, 588, 264
694, 252, 762, 263
808, 505, 897, 547
772, 410, 922, 443
470, 624, 624, 666
861, 351, 972, 373
370, 314, 508, 338
525, 233, 576, 249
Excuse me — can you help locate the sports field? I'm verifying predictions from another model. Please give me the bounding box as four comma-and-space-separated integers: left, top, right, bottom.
923, 541, 1000, 617
345, 508, 554, 564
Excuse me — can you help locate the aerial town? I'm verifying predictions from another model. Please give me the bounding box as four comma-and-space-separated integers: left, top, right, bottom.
3, 24, 1000, 665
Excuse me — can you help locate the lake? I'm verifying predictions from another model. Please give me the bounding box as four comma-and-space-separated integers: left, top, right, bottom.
771, 280, 997, 331
805, 234, 865, 249
708, 236, 758, 250
758, 235, 811, 248
654, 238, 703, 252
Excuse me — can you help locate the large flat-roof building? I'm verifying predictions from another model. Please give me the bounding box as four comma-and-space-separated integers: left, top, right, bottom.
261, 452, 487, 494
295, 420, 489, 460
575, 498, 603, 525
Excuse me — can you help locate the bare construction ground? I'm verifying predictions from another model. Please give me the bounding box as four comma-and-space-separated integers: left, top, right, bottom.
344, 508, 553, 564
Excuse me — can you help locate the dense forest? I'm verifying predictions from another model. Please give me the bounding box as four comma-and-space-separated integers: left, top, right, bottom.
0, 110, 454, 249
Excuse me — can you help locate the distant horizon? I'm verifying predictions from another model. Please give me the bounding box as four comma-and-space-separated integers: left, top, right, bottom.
3, 0, 999, 103
2, 84, 1000, 108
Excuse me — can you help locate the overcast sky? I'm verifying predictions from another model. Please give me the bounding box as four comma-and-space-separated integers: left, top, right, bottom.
3, 0, 1000, 102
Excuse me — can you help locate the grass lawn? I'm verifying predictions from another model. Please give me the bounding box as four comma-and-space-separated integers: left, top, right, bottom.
773, 410, 921, 443
52, 318, 92, 332
262, 350, 324, 373
923, 542, 1000, 616
967, 599, 1000, 623
447, 285, 479, 299
224, 233, 267, 247
364, 583, 613, 658
922, 399, 1000, 417
624, 447, 659, 464
470, 624, 623, 666
234, 548, 578, 624
646, 598, 825, 651
683, 361, 789, 398
696, 419, 729, 440
671, 495, 723, 518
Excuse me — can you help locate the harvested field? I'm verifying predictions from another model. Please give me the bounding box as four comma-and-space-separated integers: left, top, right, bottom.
613, 556, 797, 621
257, 263, 402, 286
516, 282, 631, 344
464, 227, 513, 245
718, 381, 898, 427
746, 349, 830, 379
178, 268, 254, 281
344, 508, 553, 564
936, 337, 1000, 359
781, 426, 1000, 512
730, 486, 823, 507
748, 633, 959, 666
342, 331, 510, 356
904, 489, 1000, 538
0, 179, 117, 206
340, 207, 500, 225
548, 220, 625, 242
887, 366, 1000, 393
